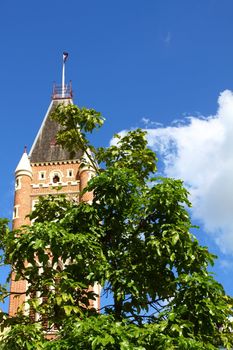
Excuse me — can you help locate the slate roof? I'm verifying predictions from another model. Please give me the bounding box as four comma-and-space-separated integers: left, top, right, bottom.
29, 99, 83, 163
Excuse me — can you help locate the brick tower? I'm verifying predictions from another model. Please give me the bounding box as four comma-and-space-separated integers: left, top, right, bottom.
9, 57, 100, 317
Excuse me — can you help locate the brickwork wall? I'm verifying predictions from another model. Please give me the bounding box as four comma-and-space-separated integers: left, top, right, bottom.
30, 162, 81, 202
79, 168, 95, 202
13, 175, 31, 227
9, 159, 98, 317
9, 173, 31, 315
8, 276, 27, 316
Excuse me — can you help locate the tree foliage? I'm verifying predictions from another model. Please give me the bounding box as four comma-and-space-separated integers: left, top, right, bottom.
0, 104, 232, 349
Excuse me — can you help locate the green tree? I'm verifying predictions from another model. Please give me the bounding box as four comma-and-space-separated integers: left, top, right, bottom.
0, 104, 232, 349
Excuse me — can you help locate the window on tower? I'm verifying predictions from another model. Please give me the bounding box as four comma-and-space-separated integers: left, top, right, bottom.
39, 171, 46, 180
53, 175, 60, 183
67, 169, 73, 178
13, 205, 19, 219
50, 170, 63, 185
15, 177, 21, 190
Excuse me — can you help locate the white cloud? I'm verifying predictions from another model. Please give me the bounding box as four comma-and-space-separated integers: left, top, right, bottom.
141, 117, 163, 128
145, 90, 233, 254
111, 90, 233, 254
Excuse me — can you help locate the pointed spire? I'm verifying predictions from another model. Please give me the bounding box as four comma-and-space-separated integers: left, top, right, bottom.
15, 148, 32, 178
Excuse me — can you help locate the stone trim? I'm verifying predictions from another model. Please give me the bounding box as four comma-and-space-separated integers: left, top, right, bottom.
31, 180, 79, 189
31, 159, 80, 166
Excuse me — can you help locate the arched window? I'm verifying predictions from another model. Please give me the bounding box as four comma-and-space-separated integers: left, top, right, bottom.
53, 174, 60, 183
50, 171, 63, 184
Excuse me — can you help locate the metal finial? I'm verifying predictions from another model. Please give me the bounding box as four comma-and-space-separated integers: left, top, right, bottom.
62, 52, 69, 98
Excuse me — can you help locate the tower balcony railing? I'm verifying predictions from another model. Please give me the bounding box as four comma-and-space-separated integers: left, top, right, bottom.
52, 82, 73, 100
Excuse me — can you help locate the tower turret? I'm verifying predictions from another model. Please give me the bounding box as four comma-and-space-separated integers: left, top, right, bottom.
13, 148, 32, 228
9, 149, 32, 316
79, 151, 95, 203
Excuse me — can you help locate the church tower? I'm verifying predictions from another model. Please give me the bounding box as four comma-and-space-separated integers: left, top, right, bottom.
9, 54, 100, 317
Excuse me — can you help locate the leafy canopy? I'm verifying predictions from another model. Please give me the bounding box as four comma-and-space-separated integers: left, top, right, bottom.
0, 104, 232, 349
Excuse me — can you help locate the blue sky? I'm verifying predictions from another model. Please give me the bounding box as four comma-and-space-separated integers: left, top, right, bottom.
1, 0, 233, 311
